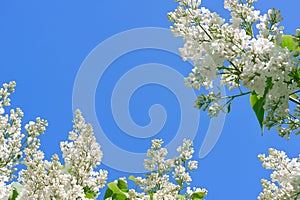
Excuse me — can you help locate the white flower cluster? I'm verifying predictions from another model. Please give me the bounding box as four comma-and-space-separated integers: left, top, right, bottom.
0, 81, 47, 198
0, 82, 107, 199
18, 109, 108, 199
105, 139, 207, 200
258, 148, 300, 199
0, 81, 20, 181
224, 0, 260, 29
168, 0, 300, 136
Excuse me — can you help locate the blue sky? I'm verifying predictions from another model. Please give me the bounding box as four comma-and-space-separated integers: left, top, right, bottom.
1, 0, 300, 199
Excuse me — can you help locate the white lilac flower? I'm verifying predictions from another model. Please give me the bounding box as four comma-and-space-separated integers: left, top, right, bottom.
118, 139, 206, 199
169, 0, 300, 137
17, 110, 107, 199
188, 160, 198, 170
177, 138, 194, 161
151, 138, 164, 149
0, 176, 12, 200
0, 81, 49, 199
258, 148, 300, 199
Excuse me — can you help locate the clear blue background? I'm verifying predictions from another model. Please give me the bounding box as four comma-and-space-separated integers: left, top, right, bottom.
1, 0, 300, 199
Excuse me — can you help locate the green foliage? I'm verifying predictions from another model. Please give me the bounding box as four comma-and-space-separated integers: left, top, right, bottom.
281, 35, 300, 52
176, 194, 186, 199
8, 190, 18, 200
174, 191, 207, 200
104, 178, 207, 199
128, 175, 135, 181
289, 68, 300, 88
290, 93, 299, 99
250, 93, 265, 131
191, 191, 207, 200
83, 186, 98, 199
116, 180, 128, 192
104, 180, 129, 200
250, 77, 275, 133
8, 182, 25, 200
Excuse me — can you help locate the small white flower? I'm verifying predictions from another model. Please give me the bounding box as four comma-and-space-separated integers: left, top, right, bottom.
258, 148, 300, 199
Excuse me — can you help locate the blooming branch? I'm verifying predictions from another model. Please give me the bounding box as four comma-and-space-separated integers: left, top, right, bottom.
0, 81, 107, 200
104, 139, 207, 200
168, 0, 300, 138
258, 148, 300, 199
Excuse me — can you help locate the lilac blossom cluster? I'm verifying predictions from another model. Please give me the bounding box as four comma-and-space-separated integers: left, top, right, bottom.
0, 82, 107, 199
258, 148, 300, 199
168, 0, 300, 138
105, 139, 207, 200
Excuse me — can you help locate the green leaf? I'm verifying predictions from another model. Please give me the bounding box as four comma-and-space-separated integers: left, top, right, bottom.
290, 93, 298, 99
8, 190, 18, 200
250, 93, 265, 131
226, 101, 232, 113
83, 186, 97, 199
149, 192, 154, 200
105, 182, 129, 199
282, 35, 300, 52
289, 68, 300, 88
107, 182, 124, 194
128, 175, 135, 181
112, 193, 128, 200
176, 194, 186, 200
104, 188, 113, 199
191, 191, 206, 200
117, 180, 128, 192
9, 182, 24, 200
